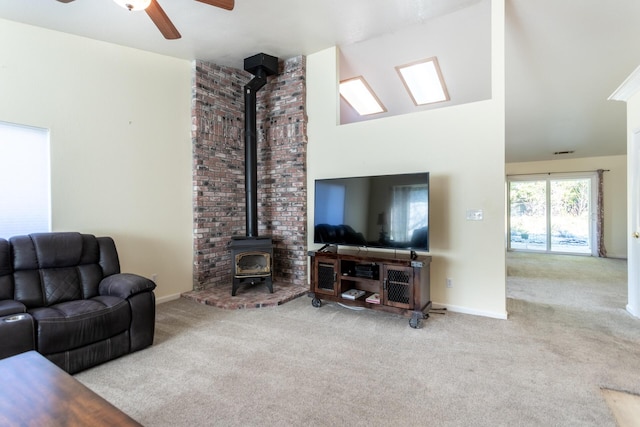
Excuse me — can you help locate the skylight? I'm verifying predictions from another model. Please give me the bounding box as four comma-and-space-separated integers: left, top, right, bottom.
339, 76, 386, 116
396, 57, 449, 106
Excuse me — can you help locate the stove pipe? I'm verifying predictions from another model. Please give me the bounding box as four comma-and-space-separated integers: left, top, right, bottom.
243, 53, 278, 238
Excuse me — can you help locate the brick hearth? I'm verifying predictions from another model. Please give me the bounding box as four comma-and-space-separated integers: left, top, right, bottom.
181, 281, 308, 309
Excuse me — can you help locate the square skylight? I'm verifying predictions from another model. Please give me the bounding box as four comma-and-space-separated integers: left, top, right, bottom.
396, 57, 449, 106
339, 76, 386, 116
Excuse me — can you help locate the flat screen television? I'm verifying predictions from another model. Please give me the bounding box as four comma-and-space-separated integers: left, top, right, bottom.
313, 172, 429, 252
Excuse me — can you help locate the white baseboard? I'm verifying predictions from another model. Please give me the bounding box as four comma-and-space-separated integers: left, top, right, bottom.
626, 304, 640, 319
432, 302, 508, 320
156, 293, 182, 305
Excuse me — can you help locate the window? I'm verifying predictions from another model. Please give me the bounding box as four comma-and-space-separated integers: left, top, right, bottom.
314, 182, 345, 225
396, 57, 450, 106
0, 121, 51, 239
390, 184, 428, 242
339, 76, 386, 116
508, 173, 596, 255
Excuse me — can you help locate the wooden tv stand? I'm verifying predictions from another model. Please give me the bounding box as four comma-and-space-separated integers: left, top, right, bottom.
308, 248, 432, 328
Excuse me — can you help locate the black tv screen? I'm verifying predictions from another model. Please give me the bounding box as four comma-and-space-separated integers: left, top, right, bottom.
314, 172, 429, 251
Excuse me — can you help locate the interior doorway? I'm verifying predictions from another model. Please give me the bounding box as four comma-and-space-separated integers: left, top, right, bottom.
507, 173, 597, 255
627, 131, 640, 317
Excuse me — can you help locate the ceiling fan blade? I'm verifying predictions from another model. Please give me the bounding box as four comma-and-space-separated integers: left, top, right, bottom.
195, 0, 234, 11
145, 0, 181, 40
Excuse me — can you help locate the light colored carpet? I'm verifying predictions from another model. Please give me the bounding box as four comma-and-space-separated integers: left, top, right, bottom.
75, 252, 640, 426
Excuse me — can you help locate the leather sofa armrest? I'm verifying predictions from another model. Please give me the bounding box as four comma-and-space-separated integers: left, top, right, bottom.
99, 273, 156, 299
0, 300, 27, 317
0, 311, 35, 359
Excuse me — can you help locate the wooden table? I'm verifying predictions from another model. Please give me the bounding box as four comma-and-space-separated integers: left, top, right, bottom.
0, 351, 141, 426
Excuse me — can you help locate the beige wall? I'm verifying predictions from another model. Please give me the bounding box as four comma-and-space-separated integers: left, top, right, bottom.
0, 1, 508, 314
0, 19, 194, 301
306, 0, 507, 318
506, 156, 627, 258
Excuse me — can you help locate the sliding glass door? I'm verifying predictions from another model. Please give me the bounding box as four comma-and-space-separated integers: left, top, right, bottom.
549, 178, 592, 253
509, 179, 547, 251
508, 173, 596, 255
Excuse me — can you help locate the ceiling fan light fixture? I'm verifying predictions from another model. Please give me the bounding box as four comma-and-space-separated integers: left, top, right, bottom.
113, 0, 152, 11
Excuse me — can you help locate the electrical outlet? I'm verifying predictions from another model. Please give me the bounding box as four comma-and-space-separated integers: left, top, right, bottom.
446, 278, 453, 288
151, 274, 157, 283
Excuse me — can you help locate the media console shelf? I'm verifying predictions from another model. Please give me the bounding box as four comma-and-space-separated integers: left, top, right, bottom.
308, 249, 432, 328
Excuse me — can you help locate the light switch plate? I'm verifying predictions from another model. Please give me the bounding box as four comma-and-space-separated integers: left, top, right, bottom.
466, 209, 483, 221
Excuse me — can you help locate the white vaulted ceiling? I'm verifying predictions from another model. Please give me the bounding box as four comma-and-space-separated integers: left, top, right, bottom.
1, 0, 639, 162
505, 0, 640, 162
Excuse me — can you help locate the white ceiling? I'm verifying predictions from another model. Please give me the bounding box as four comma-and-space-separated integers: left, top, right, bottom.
506, 0, 640, 162
1, 0, 639, 163
338, 0, 491, 125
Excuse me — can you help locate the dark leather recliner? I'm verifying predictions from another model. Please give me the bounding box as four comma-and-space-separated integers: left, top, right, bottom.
0, 232, 156, 374
314, 224, 367, 245
410, 226, 428, 248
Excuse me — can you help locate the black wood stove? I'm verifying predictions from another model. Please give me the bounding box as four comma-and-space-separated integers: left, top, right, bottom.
229, 53, 278, 296
229, 236, 273, 296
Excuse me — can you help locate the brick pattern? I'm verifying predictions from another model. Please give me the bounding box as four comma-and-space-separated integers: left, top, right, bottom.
192, 56, 307, 291
182, 280, 308, 309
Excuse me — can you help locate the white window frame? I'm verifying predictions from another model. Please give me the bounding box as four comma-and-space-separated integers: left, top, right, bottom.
507, 172, 597, 256
0, 121, 51, 239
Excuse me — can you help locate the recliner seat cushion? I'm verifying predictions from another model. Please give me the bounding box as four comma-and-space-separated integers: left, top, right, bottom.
29, 295, 131, 354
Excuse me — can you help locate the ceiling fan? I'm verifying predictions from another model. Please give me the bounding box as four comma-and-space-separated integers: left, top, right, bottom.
56, 0, 234, 40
